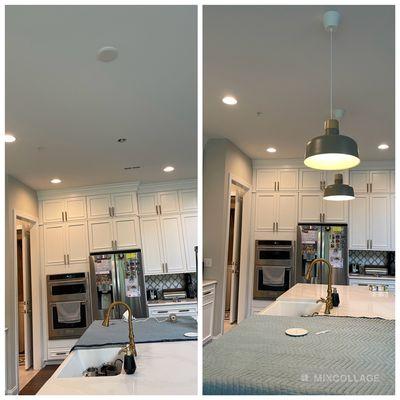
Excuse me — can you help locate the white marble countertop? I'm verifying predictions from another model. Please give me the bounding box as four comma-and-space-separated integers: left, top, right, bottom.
38, 341, 197, 395
277, 283, 395, 320
203, 279, 217, 287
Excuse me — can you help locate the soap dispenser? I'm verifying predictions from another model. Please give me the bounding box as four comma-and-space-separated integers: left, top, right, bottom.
332, 287, 340, 307
124, 350, 136, 375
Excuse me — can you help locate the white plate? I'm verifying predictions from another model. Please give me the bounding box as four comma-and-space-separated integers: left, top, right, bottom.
285, 328, 308, 337
184, 332, 198, 338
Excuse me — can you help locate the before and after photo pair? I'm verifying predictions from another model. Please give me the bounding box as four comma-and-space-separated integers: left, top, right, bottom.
3, 2, 396, 397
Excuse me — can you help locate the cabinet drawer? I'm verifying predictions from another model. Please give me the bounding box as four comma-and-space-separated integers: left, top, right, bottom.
47, 347, 71, 360
203, 285, 215, 303
148, 304, 197, 317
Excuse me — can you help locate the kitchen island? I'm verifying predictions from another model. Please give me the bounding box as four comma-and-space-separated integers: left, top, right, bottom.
38, 317, 197, 395
203, 283, 395, 395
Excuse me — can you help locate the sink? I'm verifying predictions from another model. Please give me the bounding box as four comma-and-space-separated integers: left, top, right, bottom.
259, 300, 322, 317
57, 347, 124, 378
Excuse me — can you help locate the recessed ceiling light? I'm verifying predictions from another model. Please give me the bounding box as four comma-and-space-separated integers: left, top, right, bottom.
5, 134, 16, 143
117, 138, 127, 143
50, 178, 62, 184
222, 96, 237, 105
266, 147, 277, 153
97, 46, 118, 62
378, 143, 389, 150
163, 166, 175, 172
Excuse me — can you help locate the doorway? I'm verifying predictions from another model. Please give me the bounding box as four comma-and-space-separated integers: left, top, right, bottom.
224, 185, 244, 331
16, 219, 38, 390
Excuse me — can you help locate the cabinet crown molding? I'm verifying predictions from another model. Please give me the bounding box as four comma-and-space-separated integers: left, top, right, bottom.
138, 178, 197, 193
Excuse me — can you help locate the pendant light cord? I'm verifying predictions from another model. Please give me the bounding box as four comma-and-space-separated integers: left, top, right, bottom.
330, 27, 333, 119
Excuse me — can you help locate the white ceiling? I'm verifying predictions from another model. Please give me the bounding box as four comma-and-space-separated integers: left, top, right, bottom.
204, 5, 395, 162
6, 6, 197, 190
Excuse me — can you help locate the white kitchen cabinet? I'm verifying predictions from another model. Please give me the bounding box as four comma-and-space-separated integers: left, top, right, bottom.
349, 195, 369, 250
298, 192, 323, 223
348, 277, 395, 293
370, 171, 390, 193
370, 194, 390, 250
65, 222, 89, 264
87, 195, 112, 219
138, 193, 159, 216
255, 193, 297, 231
160, 215, 186, 273
256, 169, 298, 191
254, 193, 275, 231
113, 217, 140, 250
140, 216, 164, 275
350, 171, 369, 194
390, 194, 395, 251
148, 303, 197, 318
299, 170, 324, 191
159, 191, 180, 214
43, 224, 66, 266
88, 219, 114, 252
42, 197, 86, 223
181, 213, 198, 272
323, 198, 348, 223
179, 189, 197, 212
111, 192, 138, 216
87, 192, 137, 219
203, 283, 216, 344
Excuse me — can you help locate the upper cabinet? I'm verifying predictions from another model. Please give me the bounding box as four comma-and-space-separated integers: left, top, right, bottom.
87, 192, 138, 219
390, 170, 395, 193
42, 197, 87, 223
255, 169, 298, 191
299, 169, 349, 191
138, 189, 197, 215
350, 170, 391, 194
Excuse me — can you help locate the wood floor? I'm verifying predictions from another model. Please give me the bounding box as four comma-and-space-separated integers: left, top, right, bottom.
19, 365, 59, 395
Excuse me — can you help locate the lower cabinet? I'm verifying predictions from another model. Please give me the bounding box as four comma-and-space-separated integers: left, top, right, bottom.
348, 277, 395, 293
203, 282, 216, 345
148, 303, 197, 318
47, 339, 78, 361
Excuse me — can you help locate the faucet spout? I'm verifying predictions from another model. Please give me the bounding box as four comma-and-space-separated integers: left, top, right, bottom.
305, 258, 333, 314
102, 301, 137, 356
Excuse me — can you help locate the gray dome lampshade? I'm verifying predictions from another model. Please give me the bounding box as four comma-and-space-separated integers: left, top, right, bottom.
323, 173, 355, 201
304, 119, 360, 170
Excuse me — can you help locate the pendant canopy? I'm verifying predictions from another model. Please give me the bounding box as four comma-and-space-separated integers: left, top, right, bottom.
323, 173, 355, 201
304, 119, 360, 170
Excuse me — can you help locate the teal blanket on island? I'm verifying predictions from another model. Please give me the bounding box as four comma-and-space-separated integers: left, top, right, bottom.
203, 315, 394, 395
72, 316, 197, 351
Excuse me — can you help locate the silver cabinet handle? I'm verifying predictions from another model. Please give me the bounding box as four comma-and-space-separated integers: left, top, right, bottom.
277, 181, 279, 191
274, 182, 276, 191
276, 222, 278, 231
62, 212, 64, 222
155, 205, 158, 215
165, 262, 168, 273
65, 211, 68, 221
320, 181, 323, 191
203, 290, 212, 296
370, 239, 372, 249
67, 254, 70, 264
112, 206, 115, 217
323, 181, 326, 189
272, 222, 275, 231
159, 205, 162, 214
367, 183, 369, 193
370, 183, 372, 192
63, 254, 66, 265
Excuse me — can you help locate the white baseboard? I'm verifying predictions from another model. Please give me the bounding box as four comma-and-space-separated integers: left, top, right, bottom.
6, 385, 18, 395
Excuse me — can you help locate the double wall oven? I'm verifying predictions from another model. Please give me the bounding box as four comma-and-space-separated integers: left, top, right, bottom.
253, 240, 294, 300
47, 272, 92, 339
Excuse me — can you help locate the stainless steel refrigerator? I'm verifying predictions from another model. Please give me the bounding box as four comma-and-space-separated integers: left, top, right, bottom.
296, 223, 348, 285
89, 249, 148, 320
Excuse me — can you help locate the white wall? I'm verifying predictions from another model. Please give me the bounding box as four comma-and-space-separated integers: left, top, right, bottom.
203, 139, 252, 337
5, 175, 38, 393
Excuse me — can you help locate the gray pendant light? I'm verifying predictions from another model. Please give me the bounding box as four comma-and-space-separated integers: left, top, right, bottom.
304, 11, 360, 171
323, 173, 355, 201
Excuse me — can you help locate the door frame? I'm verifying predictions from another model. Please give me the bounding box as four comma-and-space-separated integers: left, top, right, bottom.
12, 209, 43, 392
220, 173, 251, 333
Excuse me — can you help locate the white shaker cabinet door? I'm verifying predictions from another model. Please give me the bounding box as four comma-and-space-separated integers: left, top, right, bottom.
87, 195, 112, 219
323, 199, 348, 223
88, 219, 113, 252
179, 189, 197, 212
65, 222, 89, 264
299, 170, 324, 191
181, 213, 198, 272
113, 217, 140, 250
202, 299, 214, 344
350, 171, 369, 194
370, 194, 391, 250
140, 216, 164, 275
112, 192, 138, 216
254, 193, 275, 231
298, 193, 323, 223
160, 215, 186, 273
276, 193, 297, 231
159, 191, 180, 214
276, 169, 298, 191
43, 224, 66, 266
349, 195, 369, 250
390, 194, 395, 251
370, 171, 390, 193
65, 197, 87, 221
255, 169, 276, 190
42, 199, 65, 223
138, 193, 158, 216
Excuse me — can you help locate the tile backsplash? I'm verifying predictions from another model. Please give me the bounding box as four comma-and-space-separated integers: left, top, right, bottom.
145, 273, 196, 291
349, 250, 390, 266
